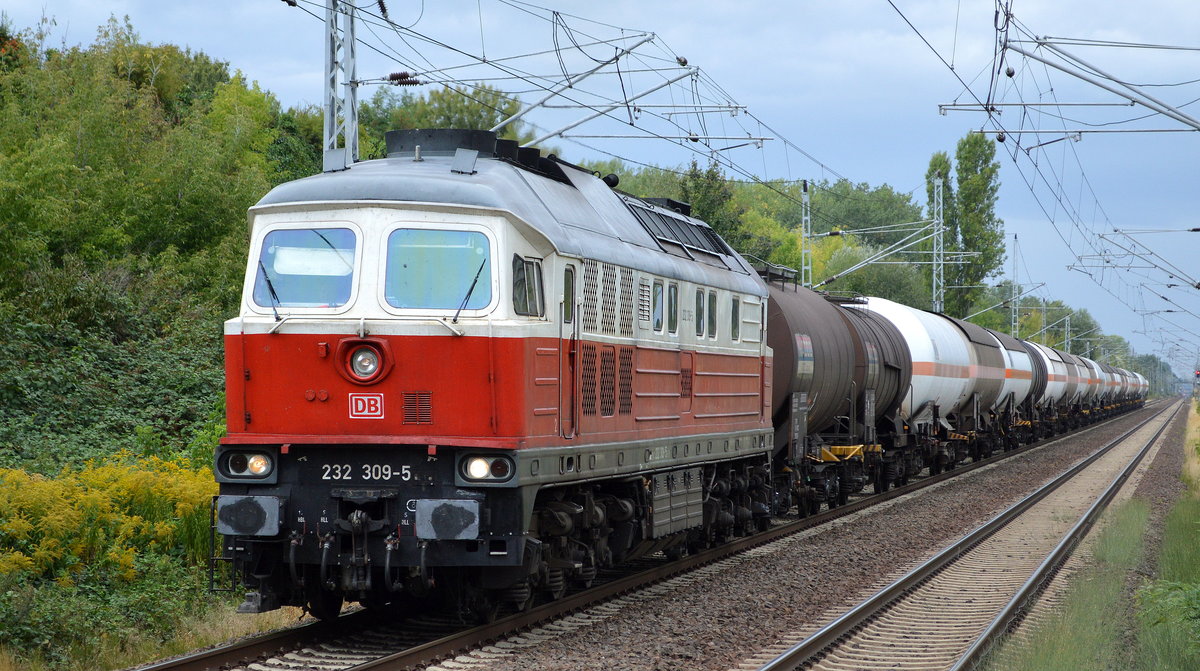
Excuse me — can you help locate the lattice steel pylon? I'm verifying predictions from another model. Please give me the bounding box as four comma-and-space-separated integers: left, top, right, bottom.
1010, 234, 1019, 337
323, 0, 358, 172
801, 180, 813, 288
931, 177, 944, 314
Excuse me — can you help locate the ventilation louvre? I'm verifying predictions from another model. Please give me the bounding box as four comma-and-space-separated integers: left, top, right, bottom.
619, 268, 635, 337
582, 260, 599, 332
581, 343, 598, 416
638, 281, 651, 323
619, 347, 634, 415
601, 263, 618, 335
402, 392, 432, 425
600, 347, 616, 417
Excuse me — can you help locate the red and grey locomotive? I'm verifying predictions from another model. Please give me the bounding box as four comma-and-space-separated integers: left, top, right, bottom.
213, 128, 1147, 619
214, 129, 774, 618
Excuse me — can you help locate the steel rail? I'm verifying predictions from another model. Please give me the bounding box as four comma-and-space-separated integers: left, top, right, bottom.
755, 401, 1177, 671
350, 403, 1161, 670
132, 402, 1157, 671
132, 609, 376, 671
951, 399, 1184, 670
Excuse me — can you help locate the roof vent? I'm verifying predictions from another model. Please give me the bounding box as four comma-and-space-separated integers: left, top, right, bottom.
645, 197, 692, 217
385, 129, 497, 158
494, 138, 519, 161
517, 146, 541, 170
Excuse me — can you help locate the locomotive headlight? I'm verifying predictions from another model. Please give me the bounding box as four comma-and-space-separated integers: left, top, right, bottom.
461, 455, 515, 482
350, 346, 380, 379
228, 453, 249, 475
489, 458, 511, 479
466, 456, 492, 480
216, 449, 279, 484
246, 454, 273, 476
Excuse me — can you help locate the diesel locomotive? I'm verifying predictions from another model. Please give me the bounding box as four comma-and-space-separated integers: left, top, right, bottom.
212, 129, 1146, 619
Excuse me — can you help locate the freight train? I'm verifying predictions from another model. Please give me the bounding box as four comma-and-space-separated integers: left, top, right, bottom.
212, 129, 1147, 620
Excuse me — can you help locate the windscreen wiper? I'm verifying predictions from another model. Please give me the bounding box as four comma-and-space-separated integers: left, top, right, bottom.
452, 258, 488, 324
258, 260, 283, 321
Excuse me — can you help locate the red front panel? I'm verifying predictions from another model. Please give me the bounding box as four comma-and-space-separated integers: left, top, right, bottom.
225, 333, 558, 447
224, 332, 770, 449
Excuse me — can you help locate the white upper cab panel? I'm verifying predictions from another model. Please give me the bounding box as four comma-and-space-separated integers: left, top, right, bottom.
233, 202, 556, 335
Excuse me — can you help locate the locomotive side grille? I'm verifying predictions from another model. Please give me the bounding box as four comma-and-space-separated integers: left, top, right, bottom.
619, 267, 635, 337
581, 342, 598, 416
402, 392, 433, 425
638, 281, 651, 323
600, 262, 618, 335
600, 346, 616, 417
681, 365, 694, 399
582, 259, 599, 333
619, 346, 634, 415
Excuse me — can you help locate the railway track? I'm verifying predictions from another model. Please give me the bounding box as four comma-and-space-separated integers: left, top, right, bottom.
751, 399, 1180, 671
132, 404, 1162, 671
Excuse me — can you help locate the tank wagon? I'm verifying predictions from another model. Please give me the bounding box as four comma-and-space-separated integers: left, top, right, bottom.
212, 129, 1146, 619
763, 281, 1146, 510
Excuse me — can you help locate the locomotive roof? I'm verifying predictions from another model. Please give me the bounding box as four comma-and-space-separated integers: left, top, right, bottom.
253, 146, 765, 297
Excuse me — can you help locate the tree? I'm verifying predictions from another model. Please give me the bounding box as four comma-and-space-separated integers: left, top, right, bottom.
948, 133, 1005, 317
679, 160, 745, 250
810, 179, 925, 243
821, 241, 931, 306
356, 84, 527, 158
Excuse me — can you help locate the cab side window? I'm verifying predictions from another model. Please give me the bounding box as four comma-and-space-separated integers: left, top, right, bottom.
668, 283, 679, 334
652, 280, 664, 332
563, 266, 575, 323
513, 254, 544, 316
731, 297, 741, 341
707, 290, 718, 338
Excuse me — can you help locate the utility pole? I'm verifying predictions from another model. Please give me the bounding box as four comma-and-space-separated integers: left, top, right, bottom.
323, 0, 358, 172
801, 179, 813, 288
932, 176, 944, 314
1064, 314, 1072, 353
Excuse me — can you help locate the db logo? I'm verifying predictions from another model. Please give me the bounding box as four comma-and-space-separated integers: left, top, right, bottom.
348, 393, 385, 419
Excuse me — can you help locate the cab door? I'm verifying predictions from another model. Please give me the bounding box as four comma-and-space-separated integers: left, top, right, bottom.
559, 265, 578, 438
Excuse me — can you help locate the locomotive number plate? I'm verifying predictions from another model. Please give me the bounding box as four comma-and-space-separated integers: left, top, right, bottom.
320, 463, 415, 482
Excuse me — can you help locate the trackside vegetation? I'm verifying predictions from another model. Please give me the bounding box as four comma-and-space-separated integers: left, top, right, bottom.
981, 401, 1200, 671
0, 13, 1186, 670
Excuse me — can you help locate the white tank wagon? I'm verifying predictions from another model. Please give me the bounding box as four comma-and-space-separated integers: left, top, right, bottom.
985, 329, 1036, 412
855, 298, 994, 470
1075, 355, 1105, 404
853, 298, 974, 425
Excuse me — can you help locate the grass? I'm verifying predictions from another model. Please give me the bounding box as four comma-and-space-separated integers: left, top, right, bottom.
981, 500, 1150, 671
0, 605, 303, 671
984, 399, 1200, 671
1130, 401, 1200, 671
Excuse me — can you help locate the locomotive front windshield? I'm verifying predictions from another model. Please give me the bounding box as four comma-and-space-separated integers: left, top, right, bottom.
253, 228, 357, 308
385, 229, 492, 310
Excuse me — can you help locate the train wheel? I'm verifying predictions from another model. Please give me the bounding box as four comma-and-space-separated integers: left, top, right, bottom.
468, 588, 501, 624
500, 579, 535, 612
543, 568, 567, 600
823, 476, 840, 510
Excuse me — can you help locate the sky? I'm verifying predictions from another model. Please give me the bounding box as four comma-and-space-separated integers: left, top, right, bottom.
6, 1, 1200, 377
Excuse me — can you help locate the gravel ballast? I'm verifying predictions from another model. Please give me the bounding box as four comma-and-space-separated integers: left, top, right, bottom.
478, 404, 1185, 671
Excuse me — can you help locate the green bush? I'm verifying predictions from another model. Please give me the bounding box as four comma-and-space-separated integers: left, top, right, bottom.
0, 554, 230, 668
